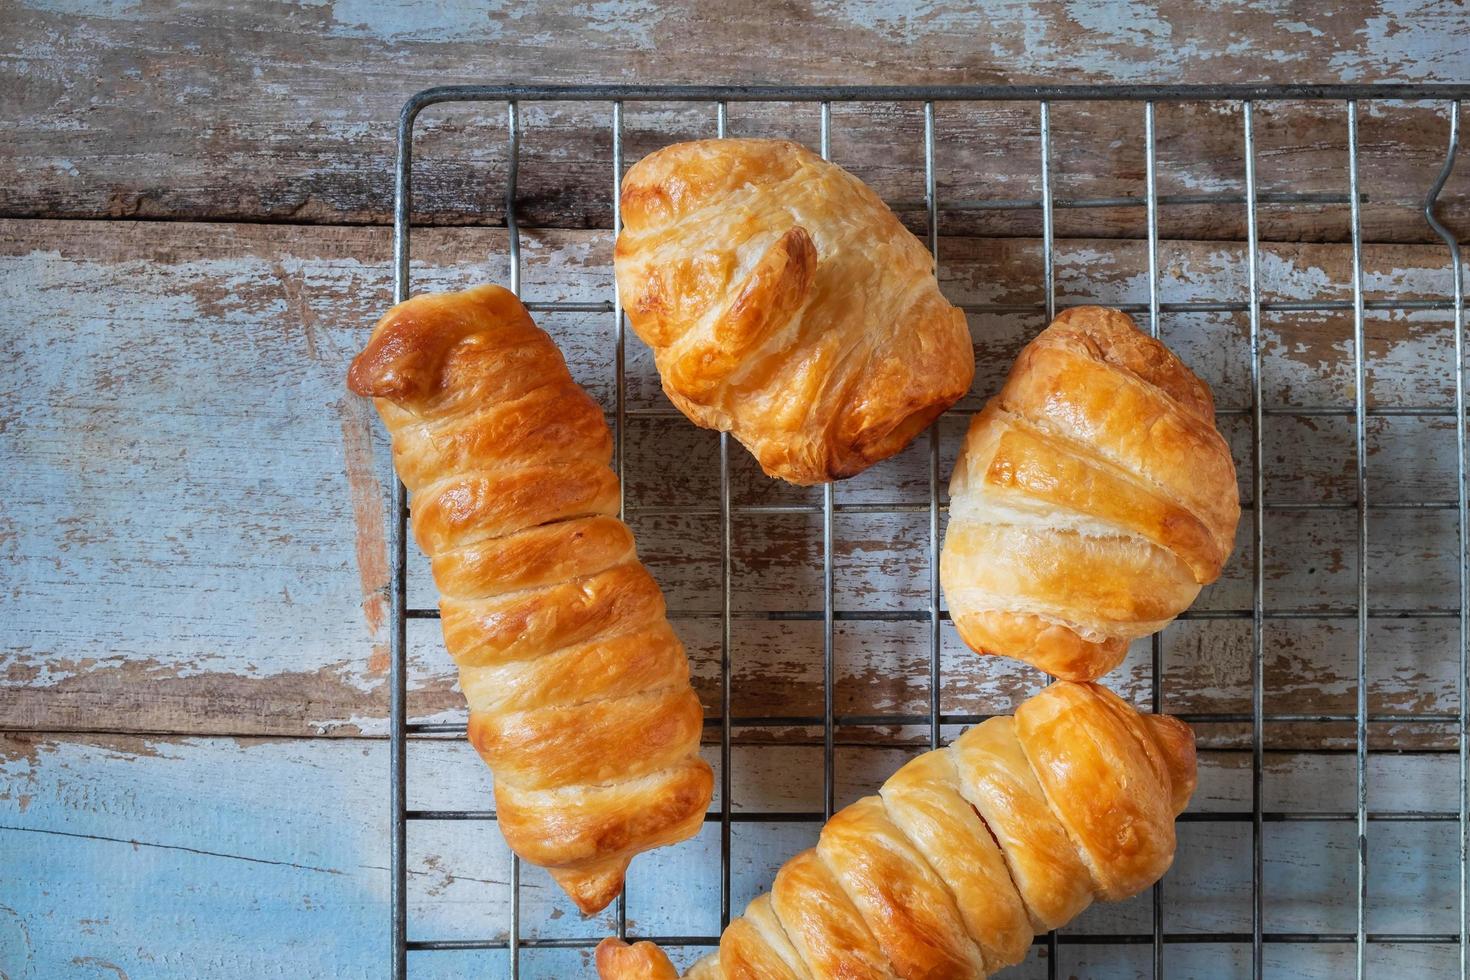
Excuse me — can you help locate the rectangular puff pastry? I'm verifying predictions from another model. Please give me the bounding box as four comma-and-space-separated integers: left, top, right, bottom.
595, 681, 1197, 980
615, 138, 976, 485
347, 284, 713, 915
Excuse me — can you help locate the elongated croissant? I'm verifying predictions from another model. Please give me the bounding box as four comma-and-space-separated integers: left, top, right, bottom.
942, 306, 1240, 682
614, 138, 975, 485
347, 284, 713, 914
596, 681, 1196, 979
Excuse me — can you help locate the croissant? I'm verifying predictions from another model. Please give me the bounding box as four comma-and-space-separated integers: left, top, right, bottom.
596, 681, 1196, 979
942, 306, 1241, 682
614, 138, 975, 485
346, 284, 713, 914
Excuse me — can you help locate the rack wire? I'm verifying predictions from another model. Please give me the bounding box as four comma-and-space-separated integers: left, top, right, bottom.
387, 85, 1468, 978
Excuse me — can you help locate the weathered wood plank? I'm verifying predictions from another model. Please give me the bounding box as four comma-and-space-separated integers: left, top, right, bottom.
0, 733, 616, 978
2, 1, 1468, 241
2, 734, 1454, 979
2, 218, 1465, 749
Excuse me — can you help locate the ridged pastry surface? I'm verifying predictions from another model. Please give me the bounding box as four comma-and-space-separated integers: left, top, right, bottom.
347, 284, 713, 915
615, 138, 975, 485
595, 682, 1197, 980
942, 306, 1241, 681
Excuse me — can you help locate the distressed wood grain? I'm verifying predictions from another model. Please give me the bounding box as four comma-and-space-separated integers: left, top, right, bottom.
6, 3, 1468, 973
2, 218, 1465, 752
2, 733, 1461, 979
1, 1, 1468, 241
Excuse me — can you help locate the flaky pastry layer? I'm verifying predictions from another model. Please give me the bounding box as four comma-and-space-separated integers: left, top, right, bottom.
615, 138, 975, 484
596, 682, 1197, 979
942, 306, 1241, 681
348, 284, 713, 914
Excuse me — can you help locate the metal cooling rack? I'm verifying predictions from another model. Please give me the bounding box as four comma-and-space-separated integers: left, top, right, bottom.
385, 84, 1469, 979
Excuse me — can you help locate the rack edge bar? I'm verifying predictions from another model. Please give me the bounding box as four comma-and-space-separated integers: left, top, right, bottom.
401, 84, 1470, 112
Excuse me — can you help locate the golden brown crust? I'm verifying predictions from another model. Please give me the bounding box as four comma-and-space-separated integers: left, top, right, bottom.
771, 849, 895, 980
879, 748, 1032, 972
496, 758, 712, 866
351, 286, 557, 418
1145, 713, 1200, 815
1043, 305, 1216, 422
596, 683, 1196, 980
719, 899, 807, 980
1014, 684, 1181, 901
409, 460, 621, 555
347, 284, 712, 914
431, 515, 636, 602
388, 379, 612, 491
946, 606, 1131, 683
458, 622, 686, 716
942, 306, 1241, 682
467, 687, 704, 790
818, 796, 988, 978
950, 716, 1095, 931
596, 939, 681, 980
981, 414, 1224, 578
615, 138, 975, 484
721, 894, 811, 980
440, 560, 668, 668
944, 522, 1200, 629
665, 225, 818, 403
435, 558, 667, 667
685, 957, 725, 980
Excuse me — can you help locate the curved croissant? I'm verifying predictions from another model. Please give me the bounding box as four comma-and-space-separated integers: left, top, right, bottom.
942, 306, 1241, 682
347, 284, 713, 914
614, 138, 975, 485
596, 681, 1196, 979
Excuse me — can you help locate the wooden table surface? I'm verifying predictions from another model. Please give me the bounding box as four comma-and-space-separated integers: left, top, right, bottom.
4, 3, 1470, 978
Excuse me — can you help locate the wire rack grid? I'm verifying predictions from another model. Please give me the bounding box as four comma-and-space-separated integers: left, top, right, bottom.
384, 84, 1469, 979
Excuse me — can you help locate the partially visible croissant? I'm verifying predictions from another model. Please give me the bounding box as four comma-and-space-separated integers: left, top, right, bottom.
942, 306, 1240, 682
596, 681, 1196, 979
614, 138, 975, 485
347, 284, 713, 915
